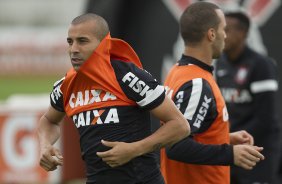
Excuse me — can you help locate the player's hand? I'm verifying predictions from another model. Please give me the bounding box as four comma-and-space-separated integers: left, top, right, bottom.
39, 145, 63, 171
233, 145, 264, 170
230, 130, 254, 145
96, 140, 138, 168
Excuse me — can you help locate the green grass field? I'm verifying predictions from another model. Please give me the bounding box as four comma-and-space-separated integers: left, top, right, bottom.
0, 75, 61, 101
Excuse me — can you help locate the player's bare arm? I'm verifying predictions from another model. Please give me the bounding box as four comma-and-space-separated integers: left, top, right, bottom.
230, 130, 254, 145
37, 105, 65, 171
233, 145, 264, 170
230, 130, 264, 169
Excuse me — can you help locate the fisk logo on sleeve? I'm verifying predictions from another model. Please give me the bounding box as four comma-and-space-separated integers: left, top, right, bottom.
51, 85, 62, 104
122, 72, 153, 97
193, 95, 212, 128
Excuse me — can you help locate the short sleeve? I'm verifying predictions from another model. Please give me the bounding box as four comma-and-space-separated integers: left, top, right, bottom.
250, 57, 278, 94
173, 78, 218, 134
50, 77, 65, 112
111, 60, 165, 110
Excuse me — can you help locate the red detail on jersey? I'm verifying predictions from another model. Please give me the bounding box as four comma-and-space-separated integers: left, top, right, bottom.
235, 66, 248, 85
91, 110, 105, 125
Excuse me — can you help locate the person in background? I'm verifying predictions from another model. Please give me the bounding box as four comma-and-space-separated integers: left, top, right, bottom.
37, 13, 190, 184
214, 11, 281, 184
161, 2, 265, 184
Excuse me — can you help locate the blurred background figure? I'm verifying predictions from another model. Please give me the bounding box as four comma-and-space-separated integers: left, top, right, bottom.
214, 11, 281, 184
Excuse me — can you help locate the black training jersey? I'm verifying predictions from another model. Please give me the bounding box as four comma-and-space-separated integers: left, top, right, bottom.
50, 59, 165, 183
214, 46, 280, 146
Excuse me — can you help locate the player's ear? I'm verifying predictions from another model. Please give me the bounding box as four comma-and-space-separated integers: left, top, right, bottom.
207, 28, 216, 41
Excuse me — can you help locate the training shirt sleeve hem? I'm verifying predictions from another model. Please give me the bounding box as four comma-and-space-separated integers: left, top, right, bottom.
141, 89, 165, 110
50, 99, 65, 112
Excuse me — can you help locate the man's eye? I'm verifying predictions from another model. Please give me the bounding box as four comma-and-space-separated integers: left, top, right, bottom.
67, 40, 73, 45
79, 39, 88, 43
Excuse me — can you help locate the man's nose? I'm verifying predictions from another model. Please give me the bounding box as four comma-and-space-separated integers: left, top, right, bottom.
224, 31, 227, 39
70, 42, 79, 53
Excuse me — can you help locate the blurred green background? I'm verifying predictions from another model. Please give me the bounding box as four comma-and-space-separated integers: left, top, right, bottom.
0, 75, 61, 101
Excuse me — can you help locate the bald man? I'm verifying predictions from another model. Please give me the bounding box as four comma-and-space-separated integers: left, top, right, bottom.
37, 13, 189, 184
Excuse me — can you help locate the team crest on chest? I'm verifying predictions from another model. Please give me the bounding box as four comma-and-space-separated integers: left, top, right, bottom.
235, 66, 248, 84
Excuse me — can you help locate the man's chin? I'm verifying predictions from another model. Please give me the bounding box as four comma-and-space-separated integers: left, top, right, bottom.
72, 65, 81, 71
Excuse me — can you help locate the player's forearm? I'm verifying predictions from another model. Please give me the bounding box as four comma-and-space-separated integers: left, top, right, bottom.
133, 117, 190, 156
37, 115, 61, 149
166, 136, 234, 165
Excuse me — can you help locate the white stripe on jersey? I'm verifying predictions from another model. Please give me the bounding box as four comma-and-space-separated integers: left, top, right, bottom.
53, 77, 65, 87
184, 78, 202, 120
250, 79, 278, 93
137, 85, 164, 107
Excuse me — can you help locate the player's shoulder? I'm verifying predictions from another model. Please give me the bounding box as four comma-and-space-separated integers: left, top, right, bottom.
111, 59, 156, 82
251, 53, 277, 72
179, 78, 214, 95
247, 48, 273, 65
111, 59, 138, 74
53, 76, 65, 88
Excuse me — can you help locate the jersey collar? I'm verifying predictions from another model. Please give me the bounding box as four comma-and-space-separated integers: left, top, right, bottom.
178, 55, 214, 73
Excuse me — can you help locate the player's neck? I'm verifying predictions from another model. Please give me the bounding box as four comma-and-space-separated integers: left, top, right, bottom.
184, 46, 213, 66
